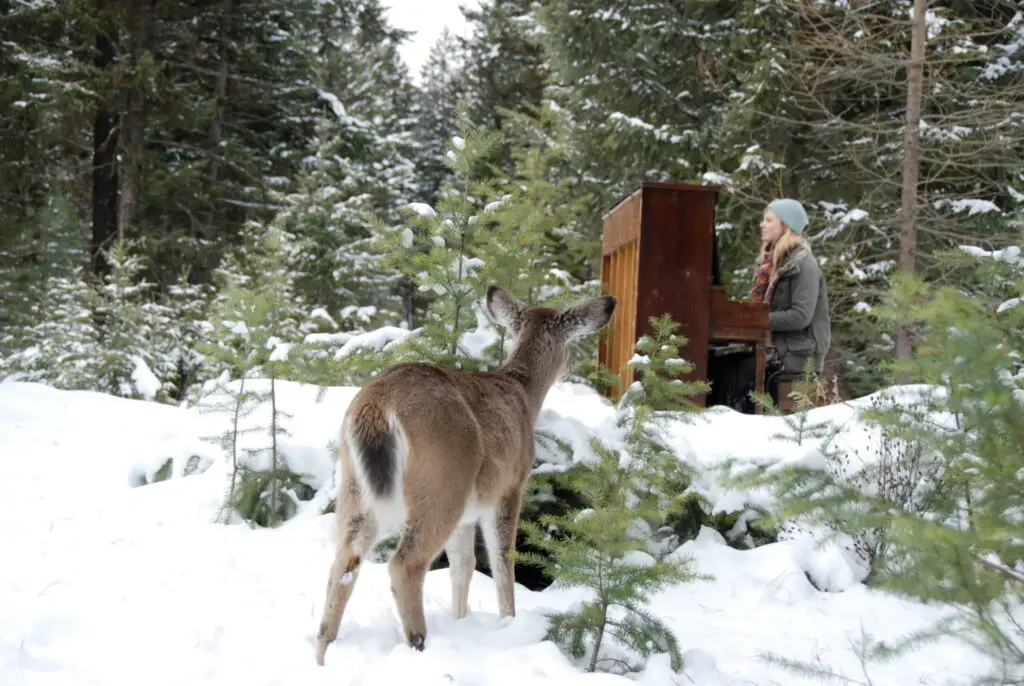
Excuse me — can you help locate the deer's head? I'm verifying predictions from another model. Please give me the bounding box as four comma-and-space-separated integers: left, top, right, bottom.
485, 285, 616, 382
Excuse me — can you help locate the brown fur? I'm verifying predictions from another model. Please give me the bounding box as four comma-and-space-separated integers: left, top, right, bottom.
315, 286, 616, 664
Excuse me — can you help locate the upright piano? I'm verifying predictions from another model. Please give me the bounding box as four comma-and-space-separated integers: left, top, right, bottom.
597, 182, 770, 411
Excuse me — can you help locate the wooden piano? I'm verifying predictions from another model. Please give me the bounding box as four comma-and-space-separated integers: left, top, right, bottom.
597, 182, 770, 411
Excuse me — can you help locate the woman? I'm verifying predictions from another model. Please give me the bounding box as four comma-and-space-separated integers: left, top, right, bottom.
753, 198, 831, 377
712, 198, 832, 411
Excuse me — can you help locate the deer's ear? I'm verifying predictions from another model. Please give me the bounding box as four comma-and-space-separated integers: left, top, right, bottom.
486, 285, 526, 335
558, 296, 617, 340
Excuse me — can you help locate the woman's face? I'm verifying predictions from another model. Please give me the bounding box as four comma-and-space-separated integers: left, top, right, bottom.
760, 209, 786, 245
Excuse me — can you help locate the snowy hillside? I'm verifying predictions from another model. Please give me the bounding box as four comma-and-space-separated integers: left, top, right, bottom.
0, 379, 986, 685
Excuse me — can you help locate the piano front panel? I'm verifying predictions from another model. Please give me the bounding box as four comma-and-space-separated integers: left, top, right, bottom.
634, 184, 716, 399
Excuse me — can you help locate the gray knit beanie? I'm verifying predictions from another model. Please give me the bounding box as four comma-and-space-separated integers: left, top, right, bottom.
767, 198, 808, 234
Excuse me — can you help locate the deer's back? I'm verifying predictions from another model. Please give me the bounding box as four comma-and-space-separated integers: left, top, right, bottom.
351, 362, 535, 504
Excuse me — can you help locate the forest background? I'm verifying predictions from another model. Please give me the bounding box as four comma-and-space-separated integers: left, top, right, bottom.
2, 0, 1022, 402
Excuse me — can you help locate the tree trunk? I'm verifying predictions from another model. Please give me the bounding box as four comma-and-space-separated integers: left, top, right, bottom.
91, 15, 120, 280
269, 372, 279, 526
894, 0, 926, 375
206, 0, 234, 190
118, 0, 155, 233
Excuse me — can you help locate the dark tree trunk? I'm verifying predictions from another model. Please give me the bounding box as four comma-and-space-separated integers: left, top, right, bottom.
91, 18, 120, 280
118, 0, 155, 234
206, 0, 234, 190
894, 0, 927, 379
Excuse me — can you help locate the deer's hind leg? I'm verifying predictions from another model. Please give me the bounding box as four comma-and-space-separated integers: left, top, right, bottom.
387, 404, 481, 650
446, 523, 477, 620
316, 478, 378, 666
388, 499, 468, 651
481, 485, 524, 619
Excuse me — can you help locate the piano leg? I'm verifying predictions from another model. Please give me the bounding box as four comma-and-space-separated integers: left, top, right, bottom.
754, 341, 766, 415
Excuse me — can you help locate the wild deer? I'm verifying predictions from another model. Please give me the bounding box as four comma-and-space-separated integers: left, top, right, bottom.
315, 285, 616, 664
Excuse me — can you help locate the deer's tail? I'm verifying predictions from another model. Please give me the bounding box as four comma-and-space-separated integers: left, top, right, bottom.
345, 403, 399, 500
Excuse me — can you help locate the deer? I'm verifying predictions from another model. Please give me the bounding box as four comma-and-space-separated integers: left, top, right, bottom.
314, 285, 616, 665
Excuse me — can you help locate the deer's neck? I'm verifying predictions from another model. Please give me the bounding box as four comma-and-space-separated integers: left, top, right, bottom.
499, 343, 559, 415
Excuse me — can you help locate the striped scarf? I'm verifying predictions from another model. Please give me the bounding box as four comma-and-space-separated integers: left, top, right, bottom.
751, 246, 774, 303
751, 246, 778, 352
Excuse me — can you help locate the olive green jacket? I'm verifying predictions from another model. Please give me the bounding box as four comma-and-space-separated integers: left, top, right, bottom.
760, 241, 832, 375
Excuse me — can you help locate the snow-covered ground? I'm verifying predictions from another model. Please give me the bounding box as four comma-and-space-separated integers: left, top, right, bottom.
0, 379, 985, 685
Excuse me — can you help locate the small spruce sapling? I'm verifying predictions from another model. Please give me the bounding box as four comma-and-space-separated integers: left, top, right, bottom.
519, 315, 706, 675
371, 122, 505, 367
198, 222, 311, 526
373, 114, 576, 372
84, 238, 171, 402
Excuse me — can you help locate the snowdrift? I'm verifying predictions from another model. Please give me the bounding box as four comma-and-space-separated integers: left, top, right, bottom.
0, 379, 983, 685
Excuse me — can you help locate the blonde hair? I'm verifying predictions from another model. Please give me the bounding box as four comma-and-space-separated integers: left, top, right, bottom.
771, 228, 807, 269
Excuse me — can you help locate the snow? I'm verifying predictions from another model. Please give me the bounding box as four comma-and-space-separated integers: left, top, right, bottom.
701, 170, 734, 188
334, 326, 412, 360
405, 202, 437, 217
999, 297, 1022, 314
308, 307, 338, 329
401, 227, 415, 248
339, 305, 379, 324
0, 378, 992, 685
935, 198, 1001, 215
960, 243, 1024, 266
130, 355, 162, 400
316, 88, 347, 120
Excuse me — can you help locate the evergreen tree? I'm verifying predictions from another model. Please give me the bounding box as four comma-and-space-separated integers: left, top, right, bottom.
775, 0, 1024, 391
460, 0, 550, 172
375, 112, 586, 370
201, 219, 304, 383
375, 122, 509, 367
84, 238, 173, 401
533, 0, 792, 290
735, 268, 1024, 683
0, 267, 98, 390
413, 29, 470, 205
161, 272, 216, 402
0, 188, 87, 361
1, 237, 173, 402
274, 0, 419, 325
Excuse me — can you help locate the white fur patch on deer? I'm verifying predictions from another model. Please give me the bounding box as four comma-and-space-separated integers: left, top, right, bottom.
315, 285, 616, 665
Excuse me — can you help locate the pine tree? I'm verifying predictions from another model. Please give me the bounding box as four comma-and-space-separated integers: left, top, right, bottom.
0, 188, 88, 362
0, 267, 98, 390
274, 109, 410, 326
85, 238, 173, 402
161, 272, 216, 402
460, 0, 550, 173
0, 237, 173, 402
273, 0, 419, 326
533, 0, 787, 295
413, 29, 469, 205
775, 0, 1024, 391
375, 115, 571, 370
